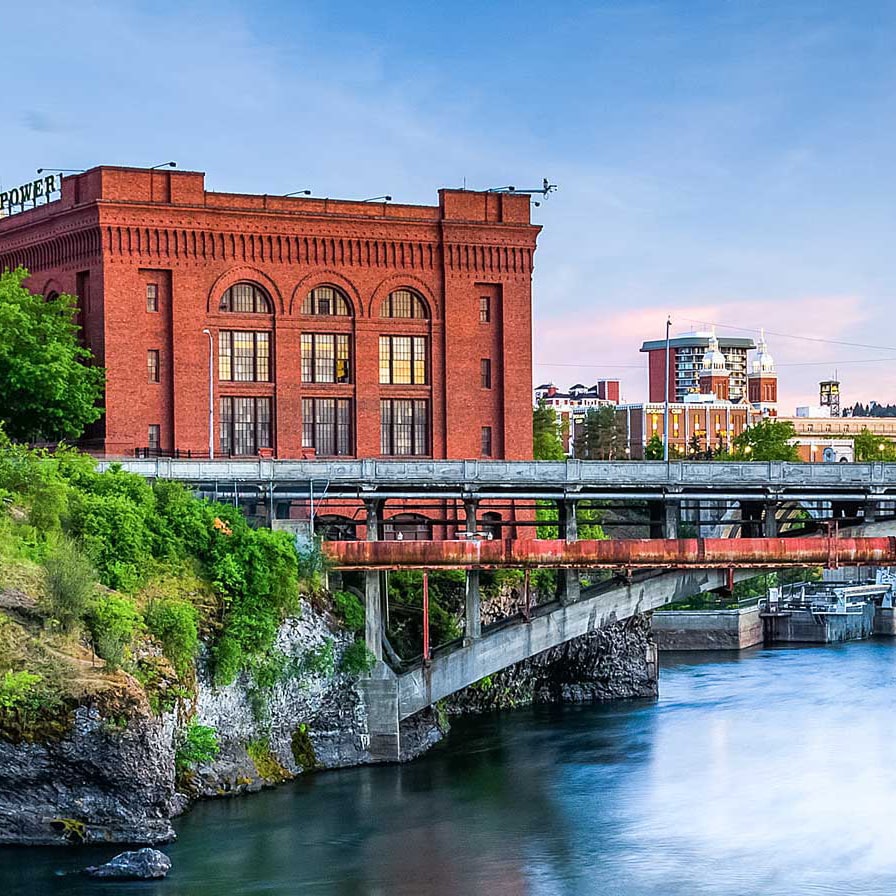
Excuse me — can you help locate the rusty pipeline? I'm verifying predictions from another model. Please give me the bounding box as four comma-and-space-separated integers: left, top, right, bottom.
322, 536, 896, 570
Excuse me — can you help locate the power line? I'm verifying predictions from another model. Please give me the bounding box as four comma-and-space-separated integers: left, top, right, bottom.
678, 316, 896, 354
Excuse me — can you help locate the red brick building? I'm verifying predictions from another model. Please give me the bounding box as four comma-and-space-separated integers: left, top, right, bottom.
0, 166, 540, 462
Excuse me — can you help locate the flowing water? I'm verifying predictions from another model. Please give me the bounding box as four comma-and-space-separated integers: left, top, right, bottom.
3, 640, 896, 895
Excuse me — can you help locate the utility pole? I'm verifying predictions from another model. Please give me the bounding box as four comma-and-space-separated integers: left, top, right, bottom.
663, 315, 672, 462
202, 328, 214, 459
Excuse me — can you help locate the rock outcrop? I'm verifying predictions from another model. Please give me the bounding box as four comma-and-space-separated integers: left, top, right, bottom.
0, 702, 177, 845
85, 848, 172, 879
446, 613, 658, 714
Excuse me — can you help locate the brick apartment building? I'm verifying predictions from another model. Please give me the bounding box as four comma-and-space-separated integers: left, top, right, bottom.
0, 166, 540, 464
641, 330, 756, 403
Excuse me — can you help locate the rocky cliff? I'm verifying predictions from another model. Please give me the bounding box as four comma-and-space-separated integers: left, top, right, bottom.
0, 600, 655, 845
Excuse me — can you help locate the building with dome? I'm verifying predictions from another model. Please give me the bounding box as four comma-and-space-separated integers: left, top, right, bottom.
640, 330, 756, 403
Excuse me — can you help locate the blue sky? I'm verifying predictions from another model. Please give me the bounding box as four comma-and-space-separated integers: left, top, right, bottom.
3, 0, 895, 410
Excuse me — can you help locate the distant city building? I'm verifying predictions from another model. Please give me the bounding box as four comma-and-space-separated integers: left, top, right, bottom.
747, 331, 777, 417
534, 381, 621, 453
820, 380, 841, 417
641, 330, 756, 403
617, 396, 760, 459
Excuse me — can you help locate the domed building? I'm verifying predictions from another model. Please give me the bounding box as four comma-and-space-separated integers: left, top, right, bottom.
748, 330, 777, 416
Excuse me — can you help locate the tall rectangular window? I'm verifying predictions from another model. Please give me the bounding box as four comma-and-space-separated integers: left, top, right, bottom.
379, 336, 428, 384
146, 283, 159, 312
301, 334, 351, 383
302, 398, 352, 456
480, 358, 492, 389
481, 426, 493, 458
479, 296, 491, 323
380, 399, 429, 456
148, 424, 160, 453
219, 397, 272, 456
147, 349, 160, 383
218, 331, 270, 382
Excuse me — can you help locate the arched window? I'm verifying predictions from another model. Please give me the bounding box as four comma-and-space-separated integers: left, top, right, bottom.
302, 285, 351, 316
381, 288, 428, 319
45, 290, 59, 303
315, 515, 358, 541
481, 511, 502, 540
383, 513, 432, 542
219, 282, 273, 314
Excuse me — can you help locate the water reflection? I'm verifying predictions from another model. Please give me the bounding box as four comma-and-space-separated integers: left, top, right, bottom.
2, 641, 895, 895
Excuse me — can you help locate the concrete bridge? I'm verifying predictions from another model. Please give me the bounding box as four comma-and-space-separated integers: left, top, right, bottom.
105, 458, 896, 759
330, 531, 896, 760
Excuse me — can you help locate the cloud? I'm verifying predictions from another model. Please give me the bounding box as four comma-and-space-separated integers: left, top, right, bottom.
533, 294, 889, 412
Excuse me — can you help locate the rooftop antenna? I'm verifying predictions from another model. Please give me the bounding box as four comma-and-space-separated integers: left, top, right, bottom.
488, 178, 558, 198
362, 195, 392, 202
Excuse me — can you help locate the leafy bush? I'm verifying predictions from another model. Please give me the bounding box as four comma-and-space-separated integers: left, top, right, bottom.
209, 522, 300, 684
332, 590, 364, 632
68, 490, 154, 592
339, 640, 376, 677
0, 670, 43, 712
42, 537, 96, 632
175, 720, 219, 772
145, 598, 199, 678
86, 594, 143, 671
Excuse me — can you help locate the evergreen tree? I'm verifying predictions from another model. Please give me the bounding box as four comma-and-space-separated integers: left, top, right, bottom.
575, 406, 627, 460
532, 400, 565, 460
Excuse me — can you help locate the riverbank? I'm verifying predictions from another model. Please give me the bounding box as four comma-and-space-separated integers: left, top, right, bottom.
3, 639, 893, 895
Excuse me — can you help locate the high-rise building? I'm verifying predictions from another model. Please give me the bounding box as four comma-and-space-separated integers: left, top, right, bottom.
641, 331, 756, 403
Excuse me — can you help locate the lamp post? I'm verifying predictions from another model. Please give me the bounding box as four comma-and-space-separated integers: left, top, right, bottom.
202, 329, 214, 459
663, 315, 672, 462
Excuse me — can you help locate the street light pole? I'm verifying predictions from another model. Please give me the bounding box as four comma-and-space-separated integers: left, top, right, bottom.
202, 329, 214, 459
663, 315, 672, 462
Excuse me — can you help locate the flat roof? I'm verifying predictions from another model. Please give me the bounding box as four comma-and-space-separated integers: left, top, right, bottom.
641, 335, 756, 351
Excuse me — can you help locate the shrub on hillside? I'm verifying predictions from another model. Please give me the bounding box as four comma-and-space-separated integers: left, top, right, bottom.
86, 594, 143, 671
42, 537, 96, 632
332, 590, 364, 632
145, 598, 199, 678
175, 719, 219, 772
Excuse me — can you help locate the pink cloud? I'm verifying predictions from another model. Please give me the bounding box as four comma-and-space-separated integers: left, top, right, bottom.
533, 294, 894, 412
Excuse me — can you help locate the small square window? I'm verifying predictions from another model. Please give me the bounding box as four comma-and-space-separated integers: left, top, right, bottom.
147, 349, 160, 383
480, 358, 492, 389
481, 426, 493, 458
146, 283, 158, 312
479, 296, 491, 323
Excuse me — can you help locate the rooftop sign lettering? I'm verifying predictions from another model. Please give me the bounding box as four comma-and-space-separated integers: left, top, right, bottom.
0, 174, 63, 214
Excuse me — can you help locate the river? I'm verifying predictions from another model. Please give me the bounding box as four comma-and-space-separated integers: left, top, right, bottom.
2, 640, 896, 895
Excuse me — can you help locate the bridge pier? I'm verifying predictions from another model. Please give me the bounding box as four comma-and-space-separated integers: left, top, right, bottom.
464, 499, 481, 643
364, 499, 385, 662
558, 499, 580, 604
763, 501, 778, 537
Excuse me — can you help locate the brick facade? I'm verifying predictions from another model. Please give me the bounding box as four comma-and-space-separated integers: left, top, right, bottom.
0, 166, 540, 462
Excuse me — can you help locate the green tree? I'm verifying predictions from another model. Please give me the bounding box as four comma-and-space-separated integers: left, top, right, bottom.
0, 269, 105, 441
644, 434, 664, 460
852, 428, 896, 461
575, 406, 627, 460
730, 420, 800, 462
533, 400, 565, 460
